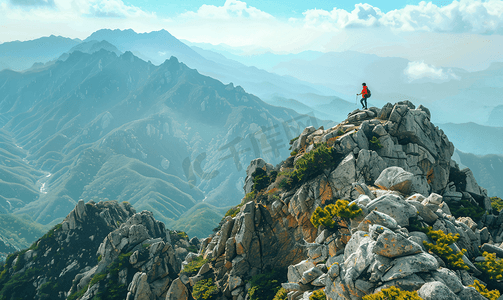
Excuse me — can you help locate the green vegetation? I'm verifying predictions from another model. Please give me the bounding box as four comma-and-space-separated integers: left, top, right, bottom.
369, 136, 383, 151
181, 256, 208, 276
423, 228, 469, 270
469, 280, 500, 300
273, 288, 288, 300
310, 200, 362, 230
362, 286, 422, 300
193, 278, 218, 300
290, 136, 299, 144
290, 150, 298, 156
290, 144, 338, 185
245, 192, 256, 202
169, 230, 190, 244
309, 289, 326, 300
224, 203, 244, 218
475, 251, 503, 281
248, 269, 285, 300
449, 199, 485, 221
490, 197, 503, 212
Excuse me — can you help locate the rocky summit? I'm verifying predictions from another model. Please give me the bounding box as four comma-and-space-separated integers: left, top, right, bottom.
0, 101, 502, 300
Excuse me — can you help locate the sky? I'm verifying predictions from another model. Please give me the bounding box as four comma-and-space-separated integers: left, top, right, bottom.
1, 0, 502, 71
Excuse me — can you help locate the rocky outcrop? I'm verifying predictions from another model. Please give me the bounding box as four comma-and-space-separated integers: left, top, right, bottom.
0, 200, 135, 299
180, 102, 502, 300
1, 102, 501, 300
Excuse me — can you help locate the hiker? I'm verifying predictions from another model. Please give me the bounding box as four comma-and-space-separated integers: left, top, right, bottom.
356, 83, 370, 109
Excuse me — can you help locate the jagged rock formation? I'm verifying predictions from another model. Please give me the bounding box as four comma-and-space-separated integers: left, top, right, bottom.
0, 200, 198, 299
169, 102, 502, 300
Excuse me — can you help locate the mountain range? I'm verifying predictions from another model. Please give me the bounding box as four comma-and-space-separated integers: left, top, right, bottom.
0, 48, 333, 242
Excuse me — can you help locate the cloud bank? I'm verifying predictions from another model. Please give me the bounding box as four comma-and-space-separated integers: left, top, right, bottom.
404, 61, 460, 81
1, 0, 502, 71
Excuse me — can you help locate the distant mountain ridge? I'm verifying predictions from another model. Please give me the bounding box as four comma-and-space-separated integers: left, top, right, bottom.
0, 35, 81, 71
0, 49, 332, 231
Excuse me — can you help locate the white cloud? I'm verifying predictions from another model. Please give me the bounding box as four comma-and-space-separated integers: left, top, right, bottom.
301, 0, 503, 34
302, 4, 383, 30
404, 61, 460, 81
180, 0, 273, 20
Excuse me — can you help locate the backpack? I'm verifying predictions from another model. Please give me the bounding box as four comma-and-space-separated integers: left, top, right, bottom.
366, 88, 371, 98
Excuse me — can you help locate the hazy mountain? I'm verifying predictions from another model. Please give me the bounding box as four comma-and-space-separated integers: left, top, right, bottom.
452, 149, 503, 198
0, 35, 81, 71
262, 50, 503, 124
57, 40, 122, 62
487, 104, 503, 126
437, 122, 503, 155
0, 50, 331, 231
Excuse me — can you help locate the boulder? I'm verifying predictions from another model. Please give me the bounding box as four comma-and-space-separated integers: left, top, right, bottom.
418, 281, 460, 300
357, 211, 399, 232
375, 167, 414, 194
431, 268, 464, 294
382, 252, 439, 281
300, 267, 324, 284
367, 194, 418, 226
407, 200, 439, 224
457, 287, 487, 300
165, 278, 189, 300
288, 260, 315, 283
373, 231, 422, 258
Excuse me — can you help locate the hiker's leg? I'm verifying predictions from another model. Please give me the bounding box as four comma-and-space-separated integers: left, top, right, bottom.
360, 98, 365, 109
364, 97, 368, 109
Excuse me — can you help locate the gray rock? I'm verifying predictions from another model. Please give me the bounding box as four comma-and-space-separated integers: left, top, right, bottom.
356, 149, 387, 187
288, 260, 315, 283
418, 281, 460, 300
431, 268, 464, 293
367, 194, 418, 226
376, 274, 425, 292
315, 230, 329, 244
457, 287, 486, 300
373, 231, 422, 258
481, 243, 503, 258
229, 275, 243, 291
300, 267, 323, 284
128, 272, 152, 300
312, 273, 328, 286
479, 228, 490, 244
358, 210, 399, 232
327, 262, 340, 279
166, 278, 189, 300
128, 224, 151, 246
382, 252, 439, 281
407, 200, 439, 224
328, 153, 356, 199
375, 167, 414, 194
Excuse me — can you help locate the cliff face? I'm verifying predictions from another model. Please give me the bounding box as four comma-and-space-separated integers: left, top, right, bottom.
1, 101, 502, 300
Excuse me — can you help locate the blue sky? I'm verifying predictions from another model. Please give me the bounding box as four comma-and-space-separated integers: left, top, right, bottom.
123, 0, 431, 17
1, 0, 502, 72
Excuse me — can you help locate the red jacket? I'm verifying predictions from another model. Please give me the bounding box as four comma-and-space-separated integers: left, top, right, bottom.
361, 86, 368, 97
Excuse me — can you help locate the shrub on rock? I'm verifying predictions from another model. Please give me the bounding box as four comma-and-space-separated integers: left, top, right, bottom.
423, 228, 469, 270
469, 280, 501, 300
362, 286, 422, 300
193, 278, 218, 300
310, 200, 362, 229
476, 251, 503, 281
